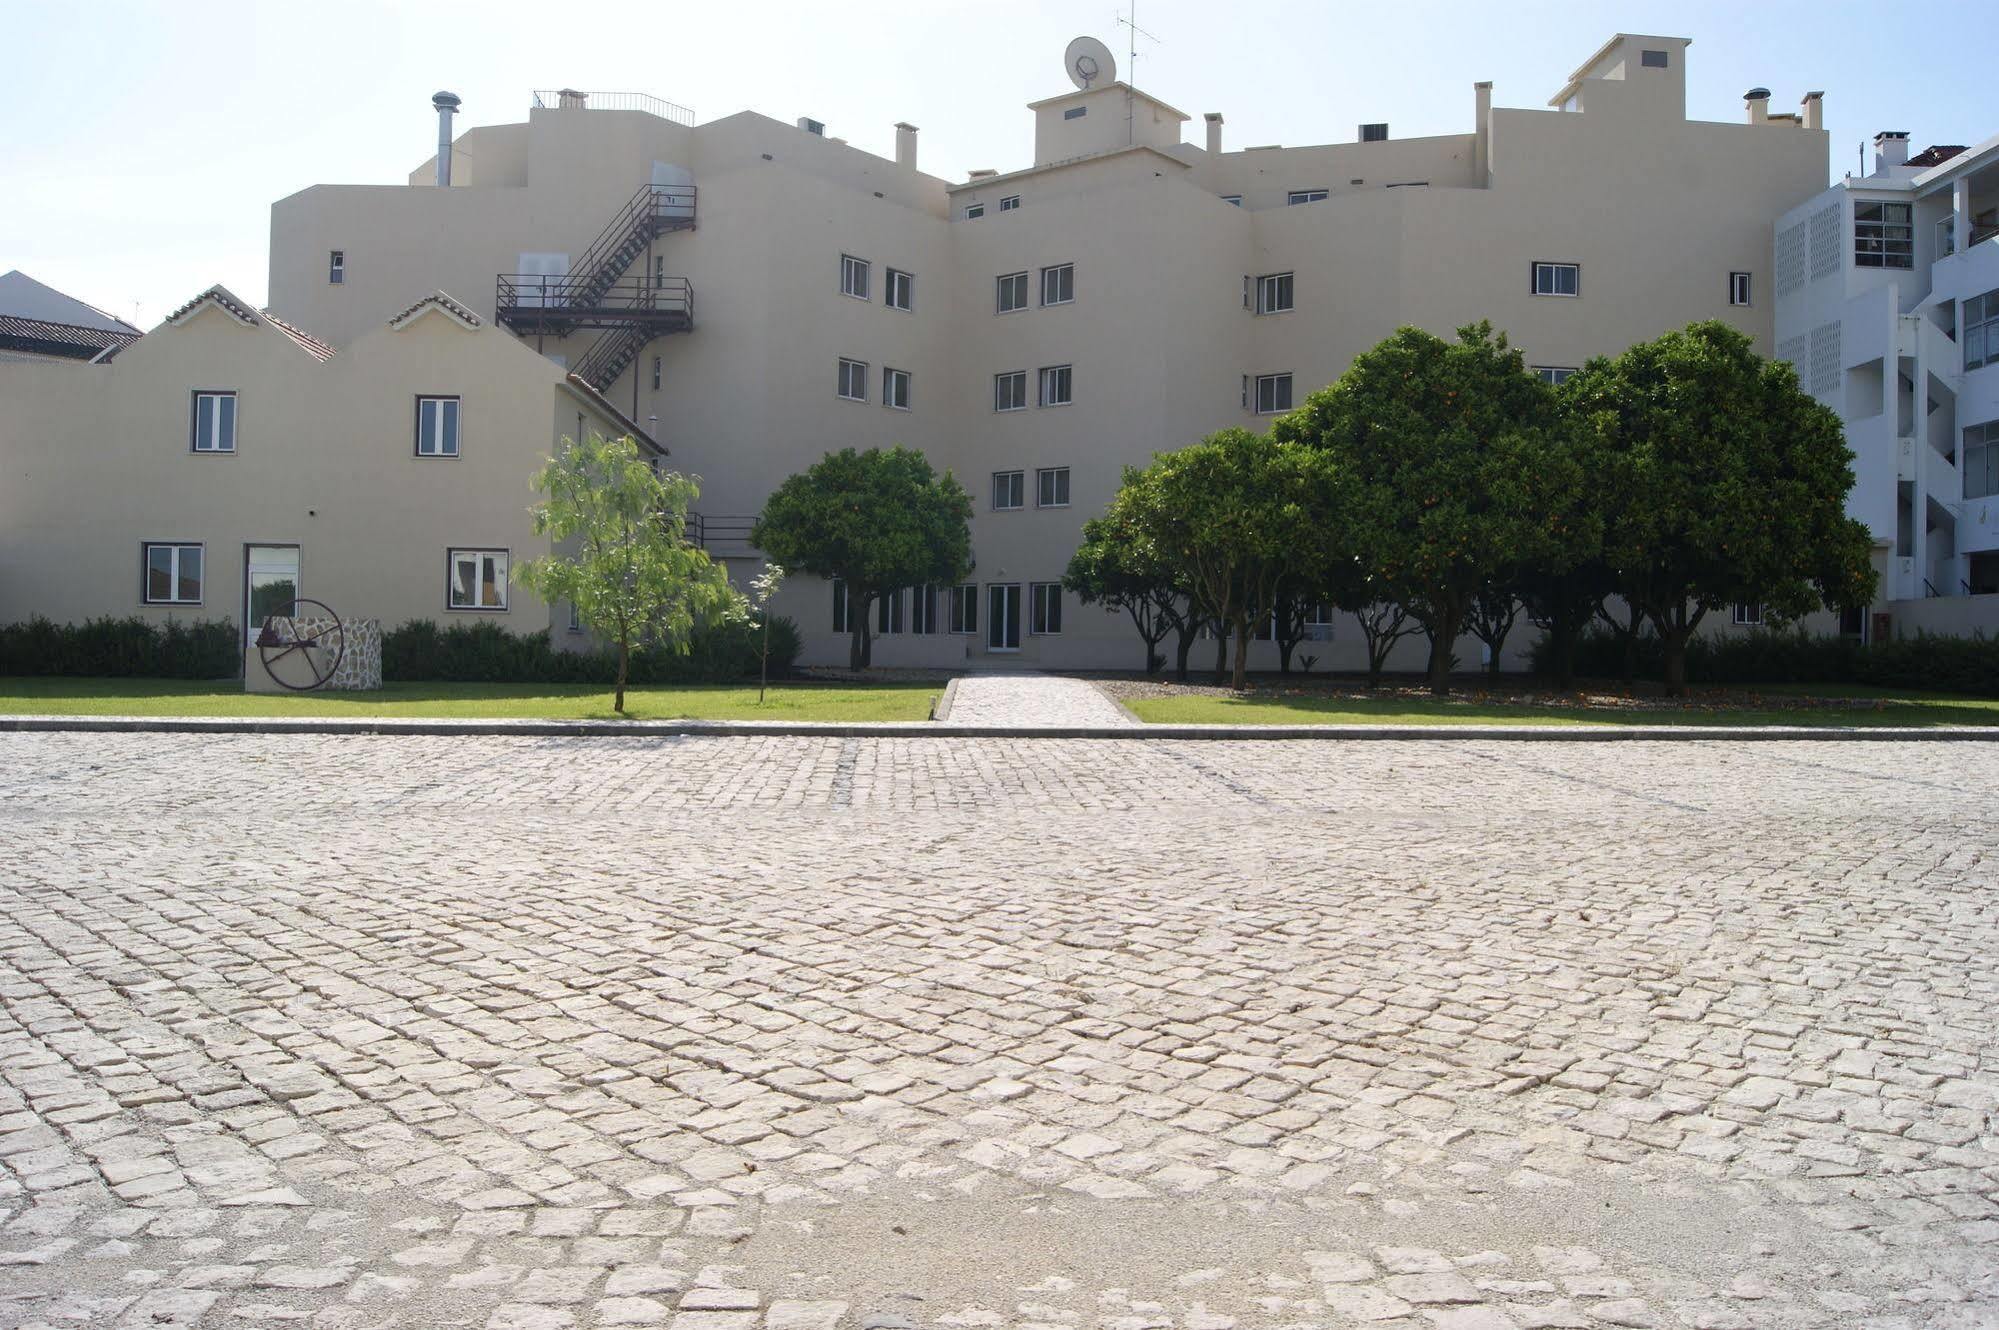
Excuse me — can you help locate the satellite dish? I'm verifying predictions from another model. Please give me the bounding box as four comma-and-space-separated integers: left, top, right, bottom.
1063, 36, 1117, 91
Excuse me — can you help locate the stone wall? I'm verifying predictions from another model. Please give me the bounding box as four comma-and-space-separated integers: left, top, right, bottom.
245, 617, 382, 693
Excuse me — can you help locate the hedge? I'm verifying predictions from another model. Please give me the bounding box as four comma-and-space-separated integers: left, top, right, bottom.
380, 616, 801, 685
0, 616, 240, 679
1537, 626, 1999, 697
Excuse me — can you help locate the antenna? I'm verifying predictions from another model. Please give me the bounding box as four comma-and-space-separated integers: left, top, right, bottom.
1115, 4, 1161, 147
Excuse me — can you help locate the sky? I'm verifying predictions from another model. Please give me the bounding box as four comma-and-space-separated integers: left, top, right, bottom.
5, 0, 1996, 330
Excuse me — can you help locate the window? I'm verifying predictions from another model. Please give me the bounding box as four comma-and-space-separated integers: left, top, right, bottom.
999, 195, 1021, 212
1732, 602, 1764, 627
1532, 262, 1580, 297
994, 370, 1028, 412
1030, 583, 1063, 635
1729, 271, 1752, 307
910, 585, 937, 635
1854, 202, 1913, 269
883, 367, 911, 410
1965, 289, 1999, 372
1304, 601, 1336, 642
840, 253, 870, 299
1036, 466, 1070, 508
831, 578, 851, 633
447, 549, 508, 611
653, 256, 666, 288
886, 267, 913, 311
415, 395, 461, 457
1253, 372, 1293, 415
142, 543, 202, 605
190, 391, 237, 453
1221, 195, 1242, 207
1965, 420, 1999, 500
1532, 366, 1578, 386
652, 355, 662, 390
1038, 364, 1073, 407
1040, 263, 1075, 306
1063, 106, 1086, 121
948, 584, 979, 634
1287, 189, 1328, 205
328, 251, 344, 284
838, 358, 868, 401
1255, 272, 1294, 315
992, 470, 1025, 510
965, 203, 985, 220
997, 271, 1029, 313
1640, 48, 1669, 68
876, 588, 903, 635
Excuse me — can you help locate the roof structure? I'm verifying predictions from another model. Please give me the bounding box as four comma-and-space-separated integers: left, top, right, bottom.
0, 271, 141, 362
389, 291, 483, 332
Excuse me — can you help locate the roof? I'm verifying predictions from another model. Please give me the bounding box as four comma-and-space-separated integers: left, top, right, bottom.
1548, 33, 1690, 108
946, 142, 1192, 193
260, 309, 336, 361
389, 290, 483, 332
0, 270, 138, 335
0, 313, 140, 361
1025, 81, 1190, 122
1907, 144, 1968, 169
560, 374, 666, 456
165, 285, 262, 327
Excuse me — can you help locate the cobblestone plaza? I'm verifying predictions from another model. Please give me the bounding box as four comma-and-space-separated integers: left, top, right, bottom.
1, 733, 1995, 1328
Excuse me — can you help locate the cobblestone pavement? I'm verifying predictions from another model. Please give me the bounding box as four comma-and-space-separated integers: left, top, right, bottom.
943, 675, 1136, 727
1, 733, 1995, 1330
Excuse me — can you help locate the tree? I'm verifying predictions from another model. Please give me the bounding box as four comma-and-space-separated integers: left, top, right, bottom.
1352, 597, 1419, 687
750, 447, 972, 668
749, 562, 785, 703
1064, 498, 1185, 674
1275, 323, 1573, 696
1466, 582, 1521, 680
517, 434, 739, 714
1563, 322, 1878, 694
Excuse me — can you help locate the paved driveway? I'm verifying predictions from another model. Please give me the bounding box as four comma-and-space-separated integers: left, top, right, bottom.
0, 734, 1994, 1329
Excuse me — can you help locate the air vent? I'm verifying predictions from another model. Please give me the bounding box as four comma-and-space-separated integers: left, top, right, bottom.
1359, 123, 1388, 142
797, 117, 825, 136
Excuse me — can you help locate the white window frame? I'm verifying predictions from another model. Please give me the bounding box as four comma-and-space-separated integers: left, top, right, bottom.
1221, 195, 1243, 207
1964, 290, 1999, 372
965, 203, 985, 220
1036, 466, 1070, 509
1029, 582, 1063, 636
837, 358, 868, 402
999, 195, 1021, 212
1038, 364, 1073, 408
446, 548, 509, 612
839, 253, 871, 300
1732, 602, 1764, 627
1532, 366, 1578, 386
910, 585, 936, 635
1962, 419, 1998, 500
886, 267, 914, 311
1040, 263, 1075, 307
1729, 271, 1752, 307
415, 395, 461, 457
190, 390, 237, 454
876, 587, 904, 636
948, 583, 979, 635
1532, 262, 1580, 297
328, 251, 344, 284
831, 578, 851, 634
994, 370, 1028, 412
992, 470, 1025, 511
1286, 189, 1328, 205
883, 367, 911, 411
1255, 272, 1294, 315
996, 271, 1029, 314
142, 542, 203, 606
1854, 201, 1914, 269
1304, 601, 1336, 642
1253, 372, 1293, 415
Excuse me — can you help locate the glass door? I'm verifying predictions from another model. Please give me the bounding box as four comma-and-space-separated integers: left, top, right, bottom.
986, 583, 1021, 652
244, 545, 301, 644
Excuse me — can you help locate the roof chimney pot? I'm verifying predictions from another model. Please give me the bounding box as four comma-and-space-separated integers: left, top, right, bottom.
895, 122, 918, 170
431, 91, 461, 187
1203, 111, 1223, 156
1743, 87, 1770, 125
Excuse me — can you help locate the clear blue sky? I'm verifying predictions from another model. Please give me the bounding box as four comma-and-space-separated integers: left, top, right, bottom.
6, 0, 1994, 329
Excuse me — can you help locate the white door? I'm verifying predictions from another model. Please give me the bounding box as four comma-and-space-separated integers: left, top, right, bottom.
515, 251, 570, 307
987, 584, 1021, 652
244, 545, 301, 645
650, 161, 695, 221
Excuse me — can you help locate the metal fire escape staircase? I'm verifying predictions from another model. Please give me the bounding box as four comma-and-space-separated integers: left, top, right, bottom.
494, 182, 696, 393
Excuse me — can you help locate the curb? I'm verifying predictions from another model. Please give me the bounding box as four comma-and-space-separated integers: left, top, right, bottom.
3, 715, 1998, 741
932, 676, 960, 723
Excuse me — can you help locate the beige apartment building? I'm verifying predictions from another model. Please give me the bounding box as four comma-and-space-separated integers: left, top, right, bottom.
3, 32, 1865, 669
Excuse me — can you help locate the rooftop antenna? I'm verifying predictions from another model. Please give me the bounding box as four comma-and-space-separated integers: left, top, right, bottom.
1115, 3, 1160, 146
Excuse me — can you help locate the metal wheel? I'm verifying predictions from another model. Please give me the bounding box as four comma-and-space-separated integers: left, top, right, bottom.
254, 598, 347, 692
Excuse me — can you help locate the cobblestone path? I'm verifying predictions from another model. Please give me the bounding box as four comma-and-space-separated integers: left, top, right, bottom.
0, 734, 1994, 1329
943, 675, 1136, 726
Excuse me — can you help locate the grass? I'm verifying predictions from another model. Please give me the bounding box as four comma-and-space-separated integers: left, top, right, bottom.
1121, 681, 1999, 729
0, 677, 938, 722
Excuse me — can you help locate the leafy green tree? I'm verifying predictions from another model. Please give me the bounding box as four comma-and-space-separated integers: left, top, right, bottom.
517, 434, 740, 713
751, 447, 972, 668
1275, 323, 1574, 695
1466, 582, 1522, 680
1563, 322, 1877, 694
1064, 497, 1187, 673
748, 562, 785, 703
1351, 597, 1419, 687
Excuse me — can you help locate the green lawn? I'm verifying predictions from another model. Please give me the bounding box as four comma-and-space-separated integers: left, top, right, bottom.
0, 678, 938, 722
1123, 684, 1999, 728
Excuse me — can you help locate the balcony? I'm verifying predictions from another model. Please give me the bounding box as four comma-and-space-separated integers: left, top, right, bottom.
496, 275, 692, 337
531, 89, 694, 126
686, 513, 759, 559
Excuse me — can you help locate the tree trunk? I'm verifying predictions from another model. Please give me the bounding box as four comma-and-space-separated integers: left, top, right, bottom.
1232, 622, 1251, 691
615, 637, 629, 714
1427, 610, 1458, 697
1661, 624, 1690, 696
1174, 624, 1196, 682
1485, 623, 1510, 680
1278, 640, 1295, 674
1550, 614, 1579, 692
1212, 632, 1227, 684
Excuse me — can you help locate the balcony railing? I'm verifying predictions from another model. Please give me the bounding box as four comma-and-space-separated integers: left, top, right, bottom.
495, 275, 693, 334
531, 89, 694, 126
686, 513, 759, 556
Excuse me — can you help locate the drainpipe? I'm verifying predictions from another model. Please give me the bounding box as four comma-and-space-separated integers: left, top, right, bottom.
432, 91, 462, 186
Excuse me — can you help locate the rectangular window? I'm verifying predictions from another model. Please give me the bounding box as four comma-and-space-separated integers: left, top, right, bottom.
1038, 364, 1073, 407
883, 367, 911, 410
1063, 106, 1086, 121
1854, 202, 1913, 269
190, 391, 237, 453
840, 253, 870, 299
1221, 195, 1242, 207
949, 584, 979, 634
838, 358, 868, 401
1253, 372, 1293, 414
654, 256, 666, 288
447, 549, 508, 611
1640, 48, 1669, 68
1255, 272, 1294, 314
831, 578, 850, 633
996, 271, 1029, 313
992, 470, 1025, 511
910, 585, 936, 635
1965, 290, 1999, 372
652, 355, 662, 390
142, 542, 203, 605
885, 267, 913, 311
1040, 263, 1074, 306
1732, 602, 1764, 627
1965, 420, 1999, 500
1532, 262, 1580, 297
999, 195, 1020, 212
1729, 271, 1752, 307
1304, 601, 1336, 642
1287, 189, 1328, 205
1532, 366, 1578, 386
328, 251, 344, 284
876, 588, 903, 635
415, 395, 461, 457
1036, 466, 1070, 508
995, 370, 1028, 412
965, 203, 985, 220
1029, 582, 1063, 635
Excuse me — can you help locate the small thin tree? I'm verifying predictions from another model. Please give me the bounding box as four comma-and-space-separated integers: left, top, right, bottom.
749, 562, 786, 703
517, 434, 739, 714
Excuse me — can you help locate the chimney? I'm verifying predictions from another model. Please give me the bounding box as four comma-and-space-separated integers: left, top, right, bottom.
1203, 112, 1223, 155
1874, 130, 1910, 172
431, 91, 461, 187
556, 88, 587, 110
895, 122, 918, 169
1473, 82, 1492, 180
1801, 91, 1824, 131
1744, 87, 1770, 125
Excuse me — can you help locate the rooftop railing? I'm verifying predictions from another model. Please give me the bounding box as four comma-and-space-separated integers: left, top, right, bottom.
531, 89, 694, 126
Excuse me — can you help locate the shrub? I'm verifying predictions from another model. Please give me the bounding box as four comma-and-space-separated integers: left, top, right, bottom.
0, 616, 240, 679
380, 615, 800, 685
1536, 625, 1999, 697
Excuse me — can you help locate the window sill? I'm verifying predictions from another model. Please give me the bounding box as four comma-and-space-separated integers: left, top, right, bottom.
189, 449, 237, 456
143, 600, 203, 608
1036, 503, 1071, 510
836, 394, 866, 404
415, 451, 462, 459
445, 605, 509, 613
